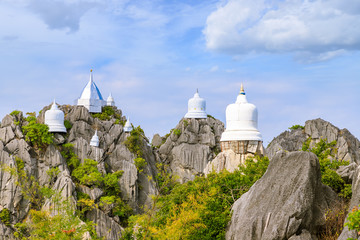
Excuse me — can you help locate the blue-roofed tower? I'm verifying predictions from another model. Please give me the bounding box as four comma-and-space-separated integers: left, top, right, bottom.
77, 70, 106, 113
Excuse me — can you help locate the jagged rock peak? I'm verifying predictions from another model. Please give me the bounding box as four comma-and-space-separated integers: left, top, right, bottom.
266, 118, 360, 164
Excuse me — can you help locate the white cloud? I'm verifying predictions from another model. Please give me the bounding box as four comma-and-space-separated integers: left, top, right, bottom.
210, 65, 219, 72
204, 0, 360, 61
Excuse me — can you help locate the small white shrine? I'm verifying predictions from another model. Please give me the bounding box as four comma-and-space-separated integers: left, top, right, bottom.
107, 93, 115, 106
123, 118, 132, 132
77, 70, 106, 113
90, 130, 99, 147
44, 100, 67, 133
184, 89, 207, 119
220, 84, 263, 154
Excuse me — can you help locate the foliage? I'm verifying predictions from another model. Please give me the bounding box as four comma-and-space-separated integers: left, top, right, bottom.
288, 124, 304, 130
122, 155, 269, 240
99, 195, 133, 225
183, 119, 189, 127
345, 205, 360, 239
22, 115, 53, 151
154, 163, 178, 196
317, 201, 348, 240
302, 138, 349, 196
339, 184, 352, 199
103, 171, 123, 196
173, 129, 181, 137
10, 110, 21, 116
64, 120, 72, 131
91, 106, 121, 121
72, 159, 103, 187
134, 157, 147, 173
124, 126, 145, 157
0, 208, 11, 226
15, 200, 90, 240
61, 143, 80, 172
207, 114, 215, 120
46, 167, 60, 185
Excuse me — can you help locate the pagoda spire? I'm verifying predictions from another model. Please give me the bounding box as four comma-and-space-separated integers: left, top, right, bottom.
240, 83, 245, 95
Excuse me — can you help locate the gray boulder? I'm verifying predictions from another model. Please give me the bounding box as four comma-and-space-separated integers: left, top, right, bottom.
226, 151, 338, 240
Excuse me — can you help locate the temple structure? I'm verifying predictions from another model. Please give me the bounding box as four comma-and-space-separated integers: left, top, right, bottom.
77, 70, 106, 113
44, 100, 67, 133
220, 84, 264, 155
184, 89, 207, 119
124, 118, 132, 132
90, 130, 100, 147
107, 93, 115, 106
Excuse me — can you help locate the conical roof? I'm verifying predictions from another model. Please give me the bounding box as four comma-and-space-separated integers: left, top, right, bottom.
79, 70, 104, 100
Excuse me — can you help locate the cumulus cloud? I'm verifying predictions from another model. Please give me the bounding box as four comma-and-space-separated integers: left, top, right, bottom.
204, 0, 360, 61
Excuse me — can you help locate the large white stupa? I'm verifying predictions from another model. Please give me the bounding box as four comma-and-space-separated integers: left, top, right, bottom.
220, 84, 262, 152
184, 89, 207, 119
44, 100, 67, 133
77, 70, 106, 113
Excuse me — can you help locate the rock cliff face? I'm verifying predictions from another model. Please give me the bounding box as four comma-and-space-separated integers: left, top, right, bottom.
226, 151, 338, 240
157, 117, 224, 183
266, 118, 360, 164
0, 105, 158, 239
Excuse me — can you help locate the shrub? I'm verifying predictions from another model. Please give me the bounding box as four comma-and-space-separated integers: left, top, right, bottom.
61, 143, 80, 172
64, 120, 72, 131
134, 157, 147, 173
72, 159, 103, 187
183, 119, 189, 127
345, 205, 360, 239
91, 106, 121, 121
10, 110, 21, 116
124, 126, 145, 157
207, 114, 215, 119
173, 129, 181, 137
317, 201, 348, 239
0, 208, 11, 226
288, 124, 304, 130
22, 115, 53, 151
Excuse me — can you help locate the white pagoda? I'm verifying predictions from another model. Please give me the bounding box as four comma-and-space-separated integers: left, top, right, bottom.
124, 117, 132, 132
220, 84, 263, 155
90, 130, 100, 147
107, 93, 115, 106
77, 70, 106, 113
44, 100, 67, 133
184, 89, 207, 119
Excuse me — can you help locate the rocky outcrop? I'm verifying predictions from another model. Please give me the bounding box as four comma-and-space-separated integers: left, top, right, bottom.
157, 117, 224, 183
266, 118, 360, 164
226, 151, 338, 240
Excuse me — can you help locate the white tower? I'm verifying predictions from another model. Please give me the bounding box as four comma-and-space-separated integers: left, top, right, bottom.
107, 93, 115, 106
124, 117, 132, 132
220, 84, 263, 154
77, 70, 106, 113
44, 100, 67, 133
184, 89, 207, 119
90, 130, 99, 147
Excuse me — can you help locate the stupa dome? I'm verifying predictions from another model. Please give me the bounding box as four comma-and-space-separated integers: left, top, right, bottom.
124, 118, 132, 132
77, 70, 106, 113
220, 84, 262, 142
107, 93, 115, 106
184, 89, 207, 119
44, 100, 67, 133
90, 130, 99, 147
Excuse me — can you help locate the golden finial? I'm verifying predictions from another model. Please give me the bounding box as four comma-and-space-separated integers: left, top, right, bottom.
90, 69, 93, 72
240, 83, 245, 95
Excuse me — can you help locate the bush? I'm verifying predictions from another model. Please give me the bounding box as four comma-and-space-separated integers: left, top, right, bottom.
61, 143, 80, 172
22, 115, 53, 151
72, 159, 103, 187
10, 110, 21, 116
288, 124, 304, 130
134, 157, 147, 173
124, 126, 145, 157
345, 205, 360, 239
0, 208, 11, 226
173, 129, 181, 137
91, 106, 121, 121
64, 120, 72, 131
317, 201, 348, 239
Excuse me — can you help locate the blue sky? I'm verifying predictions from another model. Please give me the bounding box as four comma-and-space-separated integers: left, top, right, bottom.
1, 0, 360, 146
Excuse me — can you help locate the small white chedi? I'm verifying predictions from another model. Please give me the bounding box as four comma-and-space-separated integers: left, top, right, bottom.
184, 89, 207, 119
44, 100, 67, 133
90, 130, 100, 147
123, 117, 132, 132
107, 93, 115, 106
77, 70, 106, 113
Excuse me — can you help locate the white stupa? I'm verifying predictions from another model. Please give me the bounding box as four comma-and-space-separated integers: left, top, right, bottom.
184, 89, 207, 119
107, 93, 115, 106
220, 84, 262, 151
77, 70, 106, 113
44, 100, 67, 133
90, 130, 99, 147
123, 118, 132, 132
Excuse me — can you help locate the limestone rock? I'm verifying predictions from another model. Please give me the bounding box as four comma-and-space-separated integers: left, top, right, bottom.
86, 208, 123, 239
158, 117, 224, 182
266, 118, 360, 164
226, 151, 338, 240
204, 150, 241, 174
